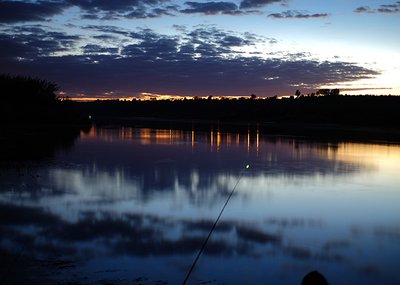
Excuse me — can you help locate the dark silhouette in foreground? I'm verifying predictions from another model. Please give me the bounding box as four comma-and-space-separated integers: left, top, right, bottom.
1, 74, 89, 125
302, 271, 329, 285
0, 74, 90, 160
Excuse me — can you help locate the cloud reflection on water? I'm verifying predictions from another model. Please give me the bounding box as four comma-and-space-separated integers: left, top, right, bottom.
1, 127, 400, 284
44, 127, 373, 202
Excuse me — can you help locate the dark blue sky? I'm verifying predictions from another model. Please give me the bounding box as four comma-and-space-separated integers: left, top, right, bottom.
0, 0, 399, 99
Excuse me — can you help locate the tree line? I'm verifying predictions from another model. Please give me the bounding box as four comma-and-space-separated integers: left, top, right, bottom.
75, 93, 400, 128
2, 73, 399, 129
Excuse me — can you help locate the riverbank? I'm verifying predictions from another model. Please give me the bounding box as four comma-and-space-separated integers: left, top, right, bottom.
74, 95, 400, 143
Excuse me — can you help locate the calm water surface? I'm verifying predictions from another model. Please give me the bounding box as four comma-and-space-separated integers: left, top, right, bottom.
1, 127, 400, 285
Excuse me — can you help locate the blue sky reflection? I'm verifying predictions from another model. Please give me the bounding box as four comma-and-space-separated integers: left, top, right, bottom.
0, 127, 399, 284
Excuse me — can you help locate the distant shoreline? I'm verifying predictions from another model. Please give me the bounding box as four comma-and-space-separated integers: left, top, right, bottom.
75, 95, 400, 143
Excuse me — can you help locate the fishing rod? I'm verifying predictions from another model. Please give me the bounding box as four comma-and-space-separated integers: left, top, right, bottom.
182, 164, 250, 285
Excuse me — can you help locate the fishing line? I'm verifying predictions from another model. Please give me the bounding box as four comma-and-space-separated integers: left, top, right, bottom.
182, 164, 250, 285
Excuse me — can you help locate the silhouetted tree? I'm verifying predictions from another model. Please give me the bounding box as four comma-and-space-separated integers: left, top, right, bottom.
1, 74, 90, 126
295, 89, 301, 97
316, 88, 340, 96
330, 89, 340, 96
318, 89, 330, 96
0, 74, 58, 105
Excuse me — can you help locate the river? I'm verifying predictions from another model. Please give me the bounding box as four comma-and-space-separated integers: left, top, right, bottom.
1, 126, 399, 285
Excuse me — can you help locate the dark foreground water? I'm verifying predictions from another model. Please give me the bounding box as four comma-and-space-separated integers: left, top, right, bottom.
1, 127, 400, 285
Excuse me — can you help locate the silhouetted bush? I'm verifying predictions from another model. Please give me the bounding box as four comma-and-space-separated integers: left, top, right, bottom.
0, 74, 91, 160
0, 74, 89, 126
0, 74, 58, 105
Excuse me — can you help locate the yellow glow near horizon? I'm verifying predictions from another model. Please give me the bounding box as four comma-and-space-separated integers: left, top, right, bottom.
328, 143, 400, 177
81, 128, 400, 181
68, 93, 263, 101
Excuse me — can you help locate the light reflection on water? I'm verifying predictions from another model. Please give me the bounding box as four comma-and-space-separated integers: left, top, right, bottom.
1, 127, 400, 285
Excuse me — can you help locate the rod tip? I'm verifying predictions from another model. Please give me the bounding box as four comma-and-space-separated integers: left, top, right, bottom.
246, 164, 250, 169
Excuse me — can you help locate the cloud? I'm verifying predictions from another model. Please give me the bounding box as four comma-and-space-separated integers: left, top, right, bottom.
180, 0, 288, 15
93, 34, 119, 41
0, 26, 80, 59
82, 44, 119, 54
268, 10, 328, 19
0, 0, 177, 22
0, 202, 277, 258
0, 201, 349, 267
240, 0, 285, 9
354, 6, 370, 13
0, 0, 332, 22
220, 35, 248, 46
0, 34, 38, 60
0, 26, 379, 97
186, 26, 260, 51
181, 1, 240, 15
68, 0, 176, 19
0, 1, 69, 23
68, 0, 167, 12
354, 2, 400, 13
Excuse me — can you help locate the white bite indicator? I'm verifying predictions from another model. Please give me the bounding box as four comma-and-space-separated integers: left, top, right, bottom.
246, 164, 250, 169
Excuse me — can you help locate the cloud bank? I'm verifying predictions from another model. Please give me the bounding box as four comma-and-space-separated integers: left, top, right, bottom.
0, 0, 296, 22
0, 24, 379, 98
0, 1, 69, 23
0, 0, 387, 98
